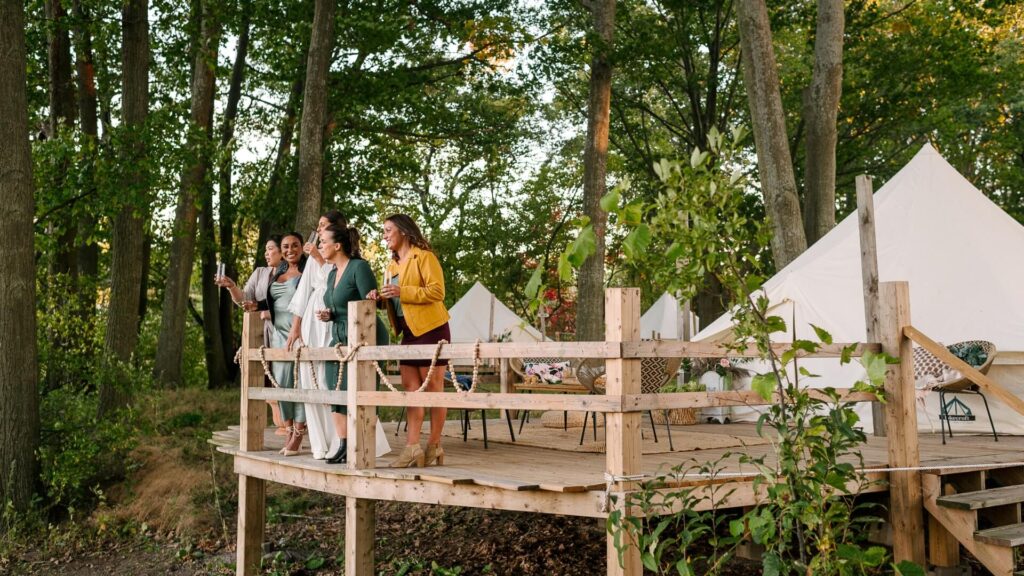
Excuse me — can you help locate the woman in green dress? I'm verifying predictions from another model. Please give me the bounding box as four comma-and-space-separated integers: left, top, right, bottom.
316, 223, 389, 464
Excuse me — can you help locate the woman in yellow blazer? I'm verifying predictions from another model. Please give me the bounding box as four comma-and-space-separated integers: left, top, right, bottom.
368, 214, 451, 467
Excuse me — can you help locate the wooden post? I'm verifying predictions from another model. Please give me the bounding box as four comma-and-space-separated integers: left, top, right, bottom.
857, 174, 887, 437
604, 288, 642, 576
237, 311, 266, 576
877, 282, 925, 565
345, 300, 377, 575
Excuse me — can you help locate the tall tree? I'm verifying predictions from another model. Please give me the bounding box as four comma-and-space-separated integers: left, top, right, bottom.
801, 0, 844, 245
154, 1, 221, 387
71, 0, 101, 289
294, 0, 336, 234
576, 0, 616, 342
735, 0, 807, 269
0, 0, 40, 513
45, 0, 79, 281
213, 5, 251, 385
101, 0, 149, 415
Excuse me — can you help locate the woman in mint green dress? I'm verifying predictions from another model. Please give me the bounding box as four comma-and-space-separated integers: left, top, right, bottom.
316, 223, 389, 464
266, 232, 308, 456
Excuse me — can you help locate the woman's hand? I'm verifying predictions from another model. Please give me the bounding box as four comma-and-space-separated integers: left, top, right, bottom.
378, 284, 400, 299
305, 241, 324, 264
260, 311, 271, 320
366, 289, 379, 301
316, 309, 332, 322
242, 301, 257, 312
285, 332, 302, 351
214, 275, 236, 289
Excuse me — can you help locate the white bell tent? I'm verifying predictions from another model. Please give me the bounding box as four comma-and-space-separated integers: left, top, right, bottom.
694, 143, 1024, 434
448, 281, 544, 345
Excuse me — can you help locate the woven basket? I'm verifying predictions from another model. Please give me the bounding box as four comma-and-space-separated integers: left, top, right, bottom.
651, 408, 700, 426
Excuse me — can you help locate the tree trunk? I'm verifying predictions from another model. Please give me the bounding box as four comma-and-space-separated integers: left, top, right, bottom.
255, 76, 304, 266
801, 0, 844, 246
154, 1, 220, 388
294, 0, 336, 234
46, 0, 79, 282
576, 0, 616, 342
0, 0, 41, 513
100, 0, 148, 416
214, 8, 250, 385
71, 0, 100, 323
72, 0, 100, 312
735, 0, 807, 269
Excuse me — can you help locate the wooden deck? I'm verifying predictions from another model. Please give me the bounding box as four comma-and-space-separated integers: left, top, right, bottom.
213, 420, 1024, 517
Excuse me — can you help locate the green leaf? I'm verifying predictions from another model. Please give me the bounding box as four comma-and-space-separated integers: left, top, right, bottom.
557, 251, 573, 282
566, 225, 597, 267
620, 201, 644, 226
762, 553, 782, 576
810, 324, 833, 345
840, 343, 858, 365
623, 225, 652, 260
305, 555, 325, 570
860, 350, 889, 386
600, 189, 620, 212
751, 373, 777, 401
893, 560, 925, 576
524, 267, 543, 300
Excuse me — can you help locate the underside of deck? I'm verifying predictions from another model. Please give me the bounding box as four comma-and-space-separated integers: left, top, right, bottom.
212, 420, 1024, 518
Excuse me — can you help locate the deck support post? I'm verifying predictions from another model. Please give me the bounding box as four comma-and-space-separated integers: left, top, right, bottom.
345, 300, 378, 575
604, 288, 642, 576
237, 312, 267, 576
878, 282, 925, 566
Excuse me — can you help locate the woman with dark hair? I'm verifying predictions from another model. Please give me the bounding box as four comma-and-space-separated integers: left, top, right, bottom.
317, 222, 389, 464
216, 235, 287, 434
265, 232, 308, 455
284, 210, 347, 459
367, 213, 450, 468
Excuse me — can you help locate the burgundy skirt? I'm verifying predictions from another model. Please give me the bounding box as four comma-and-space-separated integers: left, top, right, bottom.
397, 316, 451, 367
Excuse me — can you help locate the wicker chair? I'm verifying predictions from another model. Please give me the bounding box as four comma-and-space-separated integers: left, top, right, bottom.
913, 340, 998, 444
577, 357, 683, 449
510, 357, 582, 433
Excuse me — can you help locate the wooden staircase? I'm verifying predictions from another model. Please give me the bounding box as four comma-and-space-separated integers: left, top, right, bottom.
923, 465, 1024, 575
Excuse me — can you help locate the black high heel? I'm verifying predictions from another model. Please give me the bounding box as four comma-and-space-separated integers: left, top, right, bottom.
326, 439, 347, 464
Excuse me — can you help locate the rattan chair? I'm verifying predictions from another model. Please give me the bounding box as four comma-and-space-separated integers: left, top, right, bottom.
577, 357, 683, 449
913, 340, 998, 444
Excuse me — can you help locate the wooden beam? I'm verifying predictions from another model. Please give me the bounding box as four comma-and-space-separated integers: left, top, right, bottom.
252, 340, 881, 361
237, 311, 266, 576
345, 300, 377, 575
904, 325, 1024, 418
878, 282, 925, 565
625, 389, 877, 411
232, 455, 608, 517
249, 388, 626, 412
604, 288, 642, 576
928, 482, 961, 569
857, 174, 887, 437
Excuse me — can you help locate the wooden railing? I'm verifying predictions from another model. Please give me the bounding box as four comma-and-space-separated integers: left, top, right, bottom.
234, 284, 930, 576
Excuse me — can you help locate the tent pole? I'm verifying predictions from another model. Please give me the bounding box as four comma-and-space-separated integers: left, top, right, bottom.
857, 174, 887, 437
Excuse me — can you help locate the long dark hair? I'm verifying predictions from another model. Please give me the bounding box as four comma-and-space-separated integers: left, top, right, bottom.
322, 222, 362, 260
273, 231, 308, 278
385, 213, 431, 261
323, 209, 346, 228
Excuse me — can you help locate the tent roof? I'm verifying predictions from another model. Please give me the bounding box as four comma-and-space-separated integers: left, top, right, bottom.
641, 292, 681, 339
697, 143, 1024, 349
447, 282, 544, 343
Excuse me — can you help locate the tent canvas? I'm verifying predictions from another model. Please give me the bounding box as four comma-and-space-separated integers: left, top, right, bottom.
695, 144, 1024, 434
640, 292, 699, 340
448, 281, 544, 345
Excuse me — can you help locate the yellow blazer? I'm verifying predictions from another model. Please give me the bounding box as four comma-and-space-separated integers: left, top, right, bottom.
387, 246, 449, 337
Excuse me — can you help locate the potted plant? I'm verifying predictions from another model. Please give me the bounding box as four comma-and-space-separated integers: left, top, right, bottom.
652, 379, 707, 425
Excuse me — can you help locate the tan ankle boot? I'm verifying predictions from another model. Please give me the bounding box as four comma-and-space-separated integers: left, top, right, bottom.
390, 444, 425, 468
424, 444, 445, 466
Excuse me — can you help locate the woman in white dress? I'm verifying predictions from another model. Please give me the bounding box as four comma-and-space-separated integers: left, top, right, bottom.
284, 212, 347, 458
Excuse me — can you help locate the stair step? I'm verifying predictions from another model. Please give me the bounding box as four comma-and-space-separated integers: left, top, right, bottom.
974, 523, 1024, 547
936, 484, 1024, 510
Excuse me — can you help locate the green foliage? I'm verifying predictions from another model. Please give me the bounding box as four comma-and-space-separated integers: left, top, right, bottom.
603, 131, 916, 575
